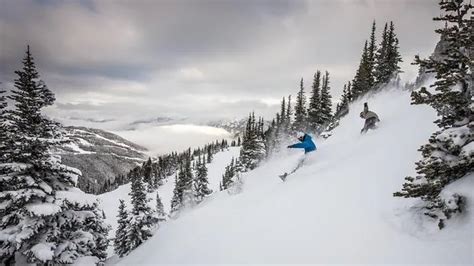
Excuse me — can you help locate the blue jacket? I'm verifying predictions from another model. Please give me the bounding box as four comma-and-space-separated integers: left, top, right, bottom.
288, 134, 317, 153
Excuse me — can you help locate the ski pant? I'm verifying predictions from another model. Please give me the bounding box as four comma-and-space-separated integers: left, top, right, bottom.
361, 117, 378, 133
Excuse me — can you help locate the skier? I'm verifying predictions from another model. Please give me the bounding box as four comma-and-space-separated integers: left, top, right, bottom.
287, 132, 317, 154
360, 102, 380, 134
280, 132, 316, 181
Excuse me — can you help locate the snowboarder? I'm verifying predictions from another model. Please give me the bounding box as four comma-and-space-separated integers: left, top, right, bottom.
360, 102, 380, 134
279, 133, 316, 181
287, 132, 317, 154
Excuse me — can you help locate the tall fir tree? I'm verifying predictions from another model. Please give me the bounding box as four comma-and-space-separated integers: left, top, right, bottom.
221, 158, 237, 190
374, 22, 389, 84
143, 157, 154, 191
194, 155, 212, 202
239, 113, 266, 171
0, 46, 109, 264
375, 21, 402, 85
286, 95, 292, 132
0, 84, 10, 163
170, 174, 181, 213
335, 83, 350, 118
319, 71, 333, 126
307, 71, 322, 131
293, 77, 307, 131
352, 40, 371, 97
279, 97, 286, 126
156, 191, 166, 221
128, 170, 157, 250
114, 200, 131, 257
367, 21, 378, 87
394, 0, 473, 229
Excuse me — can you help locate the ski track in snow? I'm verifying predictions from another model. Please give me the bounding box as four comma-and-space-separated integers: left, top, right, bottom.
105, 88, 474, 265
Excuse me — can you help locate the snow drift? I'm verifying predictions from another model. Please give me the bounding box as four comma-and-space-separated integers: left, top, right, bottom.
113, 87, 473, 264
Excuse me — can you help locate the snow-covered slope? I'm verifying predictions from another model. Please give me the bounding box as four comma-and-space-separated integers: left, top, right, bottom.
116, 88, 473, 264
56, 126, 148, 194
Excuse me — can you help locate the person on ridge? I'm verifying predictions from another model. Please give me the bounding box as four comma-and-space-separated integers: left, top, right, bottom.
287, 132, 316, 154
360, 102, 380, 134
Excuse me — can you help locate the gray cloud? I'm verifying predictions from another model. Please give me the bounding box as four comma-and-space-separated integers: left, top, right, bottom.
1, 0, 440, 128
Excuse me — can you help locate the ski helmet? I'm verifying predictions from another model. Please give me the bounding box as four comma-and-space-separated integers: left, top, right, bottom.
296, 131, 305, 139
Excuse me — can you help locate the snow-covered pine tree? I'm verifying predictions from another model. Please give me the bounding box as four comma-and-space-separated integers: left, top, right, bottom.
319, 71, 333, 126
143, 157, 154, 192
194, 155, 212, 203
293, 78, 307, 132
170, 174, 182, 213
279, 97, 286, 127
221, 158, 236, 190
0, 46, 109, 264
207, 145, 213, 163
374, 22, 389, 85
286, 95, 292, 132
335, 83, 350, 118
394, 0, 473, 229
156, 191, 166, 222
307, 70, 322, 132
239, 113, 266, 171
114, 199, 131, 257
367, 21, 378, 88
385, 22, 403, 80
128, 168, 157, 250
375, 21, 402, 85
181, 153, 195, 207
0, 84, 10, 162
352, 40, 371, 98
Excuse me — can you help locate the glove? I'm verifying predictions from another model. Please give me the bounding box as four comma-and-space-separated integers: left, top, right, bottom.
287, 145, 291, 148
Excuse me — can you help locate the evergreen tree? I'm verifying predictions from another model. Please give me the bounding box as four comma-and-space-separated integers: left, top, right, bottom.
367, 21, 378, 87
394, 0, 473, 229
170, 174, 181, 213
374, 23, 389, 84
0, 46, 109, 264
319, 71, 333, 126
293, 77, 307, 131
375, 22, 402, 85
207, 145, 213, 163
0, 84, 10, 163
279, 97, 286, 126
181, 154, 195, 206
352, 41, 371, 97
239, 113, 266, 171
194, 155, 212, 202
143, 157, 154, 191
385, 22, 403, 78
221, 158, 237, 190
286, 95, 292, 132
156, 191, 166, 221
335, 83, 350, 118
128, 171, 157, 250
114, 200, 131, 257
307, 71, 322, 131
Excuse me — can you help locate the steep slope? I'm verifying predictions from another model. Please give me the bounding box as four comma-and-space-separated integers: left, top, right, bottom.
117, 88, 473, 264
56, 126, 148, 194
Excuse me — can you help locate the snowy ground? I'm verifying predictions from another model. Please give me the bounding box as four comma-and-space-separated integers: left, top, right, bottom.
112, 88, 473, 265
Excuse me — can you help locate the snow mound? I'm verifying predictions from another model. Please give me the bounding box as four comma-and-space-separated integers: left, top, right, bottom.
116, 88, 473, 264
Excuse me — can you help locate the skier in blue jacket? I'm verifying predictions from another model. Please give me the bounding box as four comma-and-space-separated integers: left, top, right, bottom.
287, 132, 316, 154
280, 133, 316, 181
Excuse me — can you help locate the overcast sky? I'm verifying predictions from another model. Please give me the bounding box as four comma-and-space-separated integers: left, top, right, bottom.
0, 0, 441, 128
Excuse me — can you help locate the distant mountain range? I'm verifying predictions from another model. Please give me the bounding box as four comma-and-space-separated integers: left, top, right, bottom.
55, 126, 148, 194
